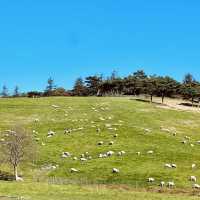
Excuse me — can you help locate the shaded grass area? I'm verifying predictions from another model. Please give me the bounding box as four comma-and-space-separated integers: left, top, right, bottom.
0, 182, 199, 200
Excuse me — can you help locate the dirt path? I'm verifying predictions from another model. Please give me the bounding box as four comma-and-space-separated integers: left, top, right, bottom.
133, 96, 200, 113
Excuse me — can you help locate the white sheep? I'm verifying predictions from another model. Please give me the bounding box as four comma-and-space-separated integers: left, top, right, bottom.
98, 141, 104, 145
109, 141, 114, 145
193, 184, 200, 189
167, 181, 175, 188
189, 176, 197, 182
164, 164, 172, 168
148, 178, 155, 183
112, 168, 119, 173
185, 136, 191, 140
70, 168, 79, 173
96, 128, 101, 133
147, 150, 154, 154
62, 152, 71, 158
107, 151, 114, 156
160, 181, 165, 187
80, 158, 87, 161
192, 164, 196, 169
117, 151, 126, 156
34, 118, 39, 123
47, 130, 55, 138
99, 153, 107, 158
52, 105, 59, 109
171, 164, 177, 168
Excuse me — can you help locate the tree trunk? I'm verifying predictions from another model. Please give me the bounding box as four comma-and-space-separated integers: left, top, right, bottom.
192, 97, 194, 107
14, 165, 18, 180
150, 95, 153, 103
162, 93, 165, 104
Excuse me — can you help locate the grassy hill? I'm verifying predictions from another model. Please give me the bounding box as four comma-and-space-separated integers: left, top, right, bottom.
0, 97, 200, 199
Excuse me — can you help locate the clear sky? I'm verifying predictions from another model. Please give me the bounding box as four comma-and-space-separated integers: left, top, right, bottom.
0, 0, 200, 92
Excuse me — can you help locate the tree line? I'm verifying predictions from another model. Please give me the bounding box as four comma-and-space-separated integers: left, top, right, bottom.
1, 70, 200, 105
72, 70, 200, 105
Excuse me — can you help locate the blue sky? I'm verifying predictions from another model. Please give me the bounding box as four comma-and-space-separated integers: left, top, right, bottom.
0, 0, 200, 92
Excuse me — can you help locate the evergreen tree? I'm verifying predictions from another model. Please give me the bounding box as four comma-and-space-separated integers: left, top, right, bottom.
156, 76, 180, 103
1, 85, 8, 97
44, 77, 56, 96
73, 77, 87, 96
85, 75, 103, 96
13, 86, 20, 97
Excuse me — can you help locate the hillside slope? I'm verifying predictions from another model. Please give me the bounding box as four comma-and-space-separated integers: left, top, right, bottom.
0, 97, 200, 190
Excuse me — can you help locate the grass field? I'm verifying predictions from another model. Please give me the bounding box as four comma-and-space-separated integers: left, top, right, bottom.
0, 97, 200, 199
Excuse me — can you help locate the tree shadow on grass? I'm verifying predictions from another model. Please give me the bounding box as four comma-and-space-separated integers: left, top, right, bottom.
0, 170, 15, 181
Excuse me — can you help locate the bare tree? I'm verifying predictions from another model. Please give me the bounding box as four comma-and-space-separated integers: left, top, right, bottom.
0, 127, 36, 181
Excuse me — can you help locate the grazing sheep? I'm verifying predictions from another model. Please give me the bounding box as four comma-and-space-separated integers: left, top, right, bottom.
147, 150, 154, 154
182, 140, 187, 144
64, 129, 72, 134
73, 157, 78, 160
96, 128, 101, 133
99, 154, 106, 158
171, 164, 177, 168
185, 136, 191, 140
189, 176, 197, 182
113, 134, 118, 138
191, 144, 194, 147
112, 168, 119, 173
99, 117, 105, 121
52, 105, 59, 109
164, 164, 172, 168
148, 178, 155, 183
34, 118, 39, 123
80, 154, 85, 158
117, 151, 126, 156
161, 127, 171, 132
172, 132, 176, 136
107, 151, 115, 156
192, 164, 196, 169
144, 128, 151, 133
70, 168, 79, 173
47, 130, 55, 138
136, 152, 141, 156
98, 141, 104, 145
167, 181, 175, 188
160, 181, 165, 187
109, 141, 114, 145
193, 184, 200, 189
62, 152, 71, 158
